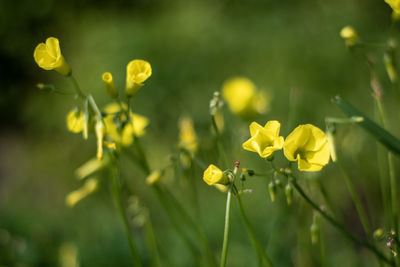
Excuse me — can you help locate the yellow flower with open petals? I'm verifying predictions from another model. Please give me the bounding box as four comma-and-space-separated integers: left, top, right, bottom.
283, 124, 330, 172
242, 121, 284, 159
222, 77, 269, 117
126, 60, 152, 96
386, 0, 400, 12
203, 164, 228, 186
103, 103, 149, 146
66, 109, 84, 133
34, 37, 71, 76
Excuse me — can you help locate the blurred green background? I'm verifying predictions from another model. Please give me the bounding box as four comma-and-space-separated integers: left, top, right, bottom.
1, 0, 399, 266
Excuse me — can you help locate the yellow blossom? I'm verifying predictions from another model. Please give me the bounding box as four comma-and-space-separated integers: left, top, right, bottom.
242, 121, 284, 159
75, 158, 107, 180
222, 77, 269, 117
65, 178, 99, 207
283, 124, 330, 172
146, 170, 163, 185
340, 26, 358, 46
34, 37, 71, 76
126, 59, 152, 97
179, 116, 198, 154
95, 120, 105, 160
203, 164, 228, 186
386, 0, 400, 12
103, 102, 149, 146
66, 109, 84, 133
102, 72, 118, 98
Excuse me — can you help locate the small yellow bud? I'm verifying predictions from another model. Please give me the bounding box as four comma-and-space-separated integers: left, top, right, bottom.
126, 59, 152, 97
95, 120, 105, 160
285, 183, 293, 205
75, 158, 106, 180
340, 26, 358, 47
34, 37, 71, 76
66, 109, 84, 133
214, 184, 228, 193
268, 182, 276, 202
65, 178, 98, 207
203, 164, 228, 186
146, 170, 163, 185
102, 72, 119, 98
374, 228, 384, 240
326, 131, 337, 162
179, 116, 198, 155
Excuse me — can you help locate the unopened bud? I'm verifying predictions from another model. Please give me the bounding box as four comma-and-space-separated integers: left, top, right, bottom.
310, 223, 319, 245
340, 26, 358, 47
268, 182, 276, 202
285, 183, 293, 205
373, 228, 384, 240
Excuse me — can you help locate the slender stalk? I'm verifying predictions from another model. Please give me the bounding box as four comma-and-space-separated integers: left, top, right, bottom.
70, 75, 85, 98
144, 216, 162, 267
237, 194, 273, 267
220, 186, 233, 267
133, 135, 151, 175
336, 159, 372, 240
110, 165, 143, 267
289, 176, 393, 266
211, 115, 229, 168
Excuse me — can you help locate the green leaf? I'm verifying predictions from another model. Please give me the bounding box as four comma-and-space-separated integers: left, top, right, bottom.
332, 95, 400, 156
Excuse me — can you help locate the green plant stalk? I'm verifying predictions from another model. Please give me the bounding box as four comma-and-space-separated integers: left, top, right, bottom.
237, 194, 273, 267
316, 214, 327, 267
144, 216, 162, 267
211, 115, 229, 168
220, 185, 233, 267
336, 159, 372, 240
288, 176, 393, 266
111, 165, 143, 267
70, 75, 85, 98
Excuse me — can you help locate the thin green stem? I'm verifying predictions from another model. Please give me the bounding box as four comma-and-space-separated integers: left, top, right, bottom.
144, 215, 162, 267
211, 115, 229, 168
110, 165, 143, 267
336, 159, 372, 240
133, 135, 151, 175
220, 186, 232, 267
237, 194, 273, 267
289, 176, 393, 266
70, 75, 85, 98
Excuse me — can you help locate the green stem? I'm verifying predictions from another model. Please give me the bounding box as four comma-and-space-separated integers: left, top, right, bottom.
144, 215, 162, 267
110, 165, 143, 267
336, 159, 372, 240
70, 75, 85, 98
237, 194, 273, 267
133, 135, 151, 175
220, 186, 233, 267
211, 115, 229, 168
289, 176, 393, 266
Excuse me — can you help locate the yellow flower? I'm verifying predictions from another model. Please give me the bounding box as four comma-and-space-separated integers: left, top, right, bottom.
179, 116, 198, 154
65, 178, 99, 207
203, 164, 228, 186
102, 72, 118, 98
66, 109, 84, 133
75, 158, 107, 180
33, 37, 71, 76
340, 26, 358, 46
242, 121, 284, 159
146, 170, 163, 185
126, 59, 152, 97
283, 124, 330, 172
103, 102, 149, 146
386, 0, 400, 12
222, 77, 269, 117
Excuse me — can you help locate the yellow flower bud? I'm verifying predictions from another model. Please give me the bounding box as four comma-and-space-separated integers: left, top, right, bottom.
75, 158, 106, 180
126, 59, 152, 97
386, 0, 400, 13
179, 116, 198, 155
242, 121, 284, 159
102, 72, 118, 98
146, 170, 163, 185
203, 164, 228, 186
95, 120, 105, 160
283, 124, 330, 172
340, 26, 358, 46
222, 77, 269, 117
66, 109, 84, 133
65, 178, 98, 207
33, 37, 71, 76
214, 184, 228, 193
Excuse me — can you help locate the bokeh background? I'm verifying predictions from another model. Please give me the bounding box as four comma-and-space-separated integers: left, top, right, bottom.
1, 0, 399, 266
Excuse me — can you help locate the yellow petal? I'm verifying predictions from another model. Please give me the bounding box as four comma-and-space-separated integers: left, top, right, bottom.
66, 178, 99, 207
66, 110, 84, 133
249, 122, 264, 136
203, 164, 228, 186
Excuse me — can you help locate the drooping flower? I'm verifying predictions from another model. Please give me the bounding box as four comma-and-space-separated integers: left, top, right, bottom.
340, 26, 358, 47
283, 124, 330, 172
385, 0, 400, 13
102, 72, 118, 98
203, 164, 228, 186
242, 121, 284, 159
126, 60, 152, 97
65, 178, 99, 207
103, 102, 149, 147
66, 109, 84, 133
34, 37, 71, 76
222, 77, 269, 117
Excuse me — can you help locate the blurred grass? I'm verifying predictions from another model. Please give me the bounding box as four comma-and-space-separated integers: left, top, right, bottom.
1, 0, 399, 266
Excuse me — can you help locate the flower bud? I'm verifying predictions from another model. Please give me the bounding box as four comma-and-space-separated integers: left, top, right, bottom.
373, 228, 384, 240
310, 223, 319, 245
203, 164, 228, 186
268, 182, 276, 202
146, 170, 163, 185
285, 183, 293, 205
340, 26, 358, 47
102, 72, 119, 98
66, 109, 84, 133
34, 37, 71, 76
95, 120, 105, 160
384, 52, 398, 83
